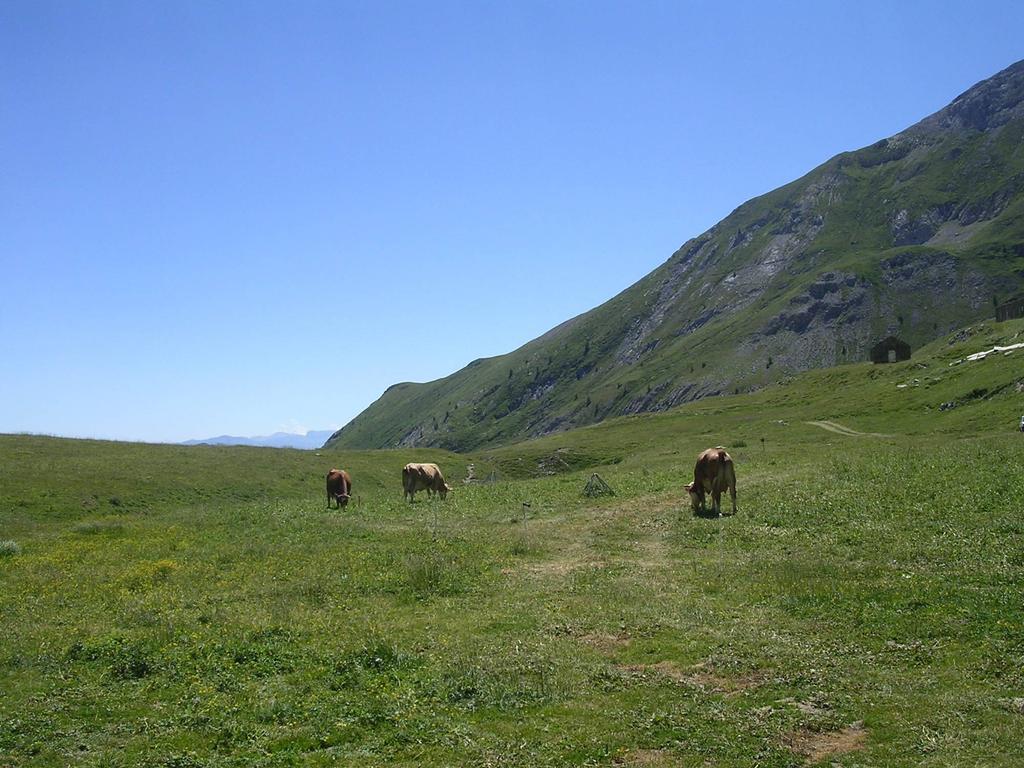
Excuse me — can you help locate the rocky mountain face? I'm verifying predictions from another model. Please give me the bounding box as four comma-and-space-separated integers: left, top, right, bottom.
328, 60, 1024, 451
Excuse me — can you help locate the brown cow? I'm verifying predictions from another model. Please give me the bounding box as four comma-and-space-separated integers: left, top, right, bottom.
326, 468, 352, 509
685, 447, 737, 516
402, 462, 452, 502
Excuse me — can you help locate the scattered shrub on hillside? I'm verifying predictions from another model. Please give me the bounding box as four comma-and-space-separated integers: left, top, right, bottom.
0, 540, 20, 557
732, 440, 748, 448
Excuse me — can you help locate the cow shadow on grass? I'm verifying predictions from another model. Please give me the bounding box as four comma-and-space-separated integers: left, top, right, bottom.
691, 507, 737, 520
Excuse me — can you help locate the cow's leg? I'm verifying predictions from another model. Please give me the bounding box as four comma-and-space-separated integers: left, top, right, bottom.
327, 489, 333, 509
729, 483, 737, 515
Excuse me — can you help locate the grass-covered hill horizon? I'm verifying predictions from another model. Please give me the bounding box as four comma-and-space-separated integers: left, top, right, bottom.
328, 58, 1024, 452
3, 318, 1024, 765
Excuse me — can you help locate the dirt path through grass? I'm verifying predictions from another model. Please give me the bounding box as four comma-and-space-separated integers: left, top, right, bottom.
805, 420, 892, 437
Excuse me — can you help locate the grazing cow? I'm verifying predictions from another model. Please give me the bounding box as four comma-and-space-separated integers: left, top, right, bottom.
685, 447, 737, 516
402, 462, 452, 502
326, 468, 352, 509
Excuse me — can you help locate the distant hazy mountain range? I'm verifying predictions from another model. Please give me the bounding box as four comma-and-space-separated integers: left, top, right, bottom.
182, 430, 334, 449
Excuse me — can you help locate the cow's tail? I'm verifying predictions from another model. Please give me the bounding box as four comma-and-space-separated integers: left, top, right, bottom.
726, 458, 737, 512
402, 467, 412, 501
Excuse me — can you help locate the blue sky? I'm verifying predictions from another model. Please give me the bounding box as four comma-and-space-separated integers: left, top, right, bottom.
2, 1, 1022, 443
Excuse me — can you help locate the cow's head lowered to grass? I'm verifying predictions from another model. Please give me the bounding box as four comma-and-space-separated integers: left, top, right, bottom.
334, 492, 351, 508
685, 481, 703, 512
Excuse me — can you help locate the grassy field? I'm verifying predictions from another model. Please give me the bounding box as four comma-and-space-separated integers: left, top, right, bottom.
2, 321, 1024, 766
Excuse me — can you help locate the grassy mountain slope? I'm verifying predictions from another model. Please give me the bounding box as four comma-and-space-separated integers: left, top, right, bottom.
329, 60, 1024, 451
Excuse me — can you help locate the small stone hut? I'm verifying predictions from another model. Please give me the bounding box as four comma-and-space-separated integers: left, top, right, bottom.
870, 336, 911, 364
996, 295, 1024, 322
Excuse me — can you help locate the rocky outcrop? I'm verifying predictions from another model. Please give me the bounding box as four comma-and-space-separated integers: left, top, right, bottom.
761, 272, 869, 336
909, 60, 1024, 135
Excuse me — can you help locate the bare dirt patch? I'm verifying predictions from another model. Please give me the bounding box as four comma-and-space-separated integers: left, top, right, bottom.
805, 420, 891, 438
502, 557, 606, 577
777, 696, 830, 717
618, 660, 766, 695
631, 538, 672, 570
614, 748, 679, 766
580, 632, 632, 654
530, 558, 605, 575
784, 721, 867, 764
1002, 697, 1024, 714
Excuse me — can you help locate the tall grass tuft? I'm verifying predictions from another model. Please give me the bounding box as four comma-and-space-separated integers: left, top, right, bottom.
0, 540, 20, 557
509, 531, 541, 556
404, 552, 453, 597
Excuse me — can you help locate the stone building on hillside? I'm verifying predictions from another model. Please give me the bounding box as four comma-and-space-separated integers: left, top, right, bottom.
995, 295, 1024, 322
870, 336, 911, 364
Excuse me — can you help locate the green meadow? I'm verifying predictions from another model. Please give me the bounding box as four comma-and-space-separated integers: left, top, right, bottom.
2, 321, 1024, 767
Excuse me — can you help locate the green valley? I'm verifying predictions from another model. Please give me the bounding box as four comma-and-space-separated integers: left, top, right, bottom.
3, 319, 1023, 766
